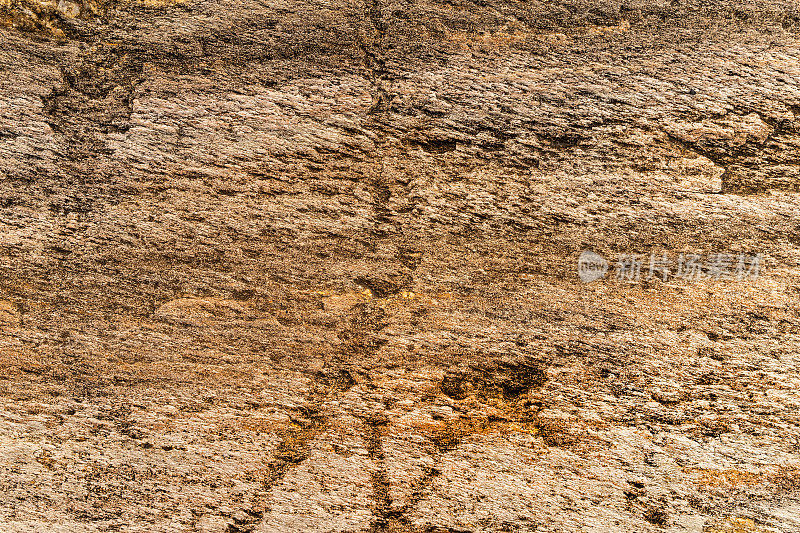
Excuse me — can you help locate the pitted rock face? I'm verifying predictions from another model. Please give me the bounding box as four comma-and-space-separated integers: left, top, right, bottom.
2, 0, 800, 532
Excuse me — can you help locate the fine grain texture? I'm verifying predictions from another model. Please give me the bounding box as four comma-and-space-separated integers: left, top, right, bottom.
2, 0, 800, 531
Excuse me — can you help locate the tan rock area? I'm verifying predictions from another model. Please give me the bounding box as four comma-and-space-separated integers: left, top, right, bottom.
2, 0, 800, 531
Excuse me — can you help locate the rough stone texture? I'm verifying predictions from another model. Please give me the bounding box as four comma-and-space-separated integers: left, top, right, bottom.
2, 0, 800, 531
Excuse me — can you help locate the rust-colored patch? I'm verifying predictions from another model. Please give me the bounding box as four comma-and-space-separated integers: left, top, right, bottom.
408, 417, 538, 452
704, 516, 778, 533
686, 466, 800, 494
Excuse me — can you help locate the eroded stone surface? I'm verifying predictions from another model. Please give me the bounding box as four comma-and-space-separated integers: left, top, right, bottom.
2, 0, 800, 531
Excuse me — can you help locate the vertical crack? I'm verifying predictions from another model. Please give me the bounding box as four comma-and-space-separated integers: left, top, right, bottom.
365, 411, 442, 533
366, 414, 394, 533
239, 371, 357, 532
354, 0, 396, 237
360, 0, 391, 116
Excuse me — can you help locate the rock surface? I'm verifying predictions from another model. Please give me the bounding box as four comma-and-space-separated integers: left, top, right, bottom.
2, 0, 800, 531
